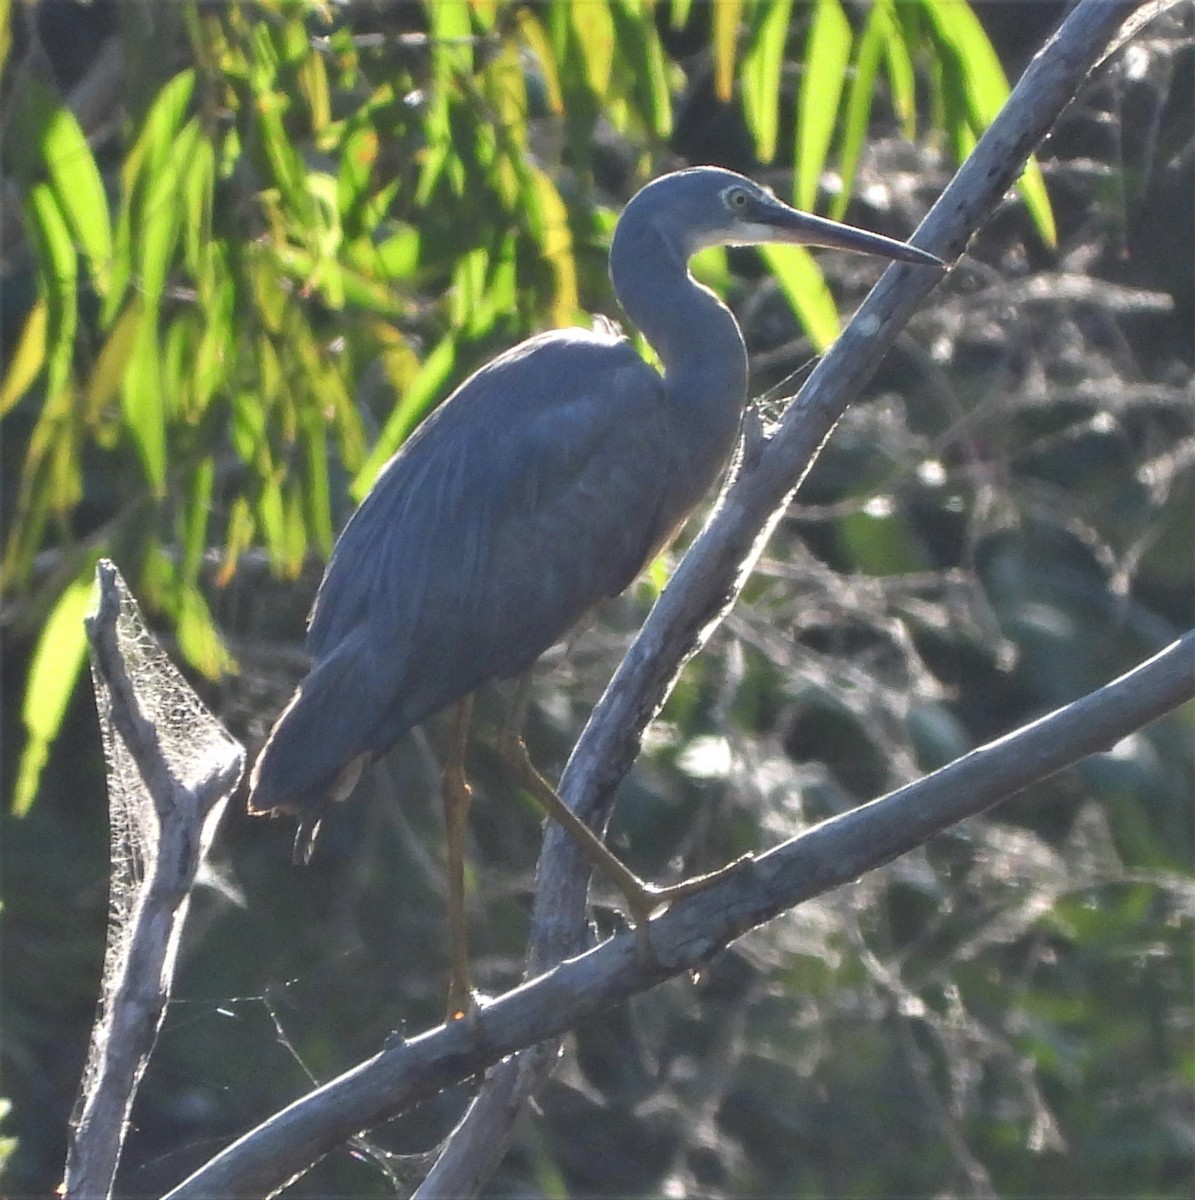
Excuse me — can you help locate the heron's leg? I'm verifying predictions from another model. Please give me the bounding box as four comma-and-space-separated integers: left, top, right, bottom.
442, 695, 476, 1021
500, 677, 756, 928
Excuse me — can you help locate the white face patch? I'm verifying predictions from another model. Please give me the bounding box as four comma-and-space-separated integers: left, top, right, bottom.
726, 219, 795, 246
692, 219, 792, 252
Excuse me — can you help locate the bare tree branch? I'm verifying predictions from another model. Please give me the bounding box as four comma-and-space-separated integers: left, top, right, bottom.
162, 630, 1195, 1199
65, 561, 243, 1200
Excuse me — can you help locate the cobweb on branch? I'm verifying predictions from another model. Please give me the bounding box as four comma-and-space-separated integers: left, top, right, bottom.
68, 561, 243, 1197
88, 566, 238, 1014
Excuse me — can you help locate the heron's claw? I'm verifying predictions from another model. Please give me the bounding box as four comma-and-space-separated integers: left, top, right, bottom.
617, 857, 758, 963
622, 855, 756, 920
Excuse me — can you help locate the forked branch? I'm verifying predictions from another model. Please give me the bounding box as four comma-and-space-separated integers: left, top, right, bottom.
164, 630, 1195, 1199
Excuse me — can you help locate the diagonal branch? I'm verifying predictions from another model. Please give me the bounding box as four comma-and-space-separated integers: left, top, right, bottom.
163, 629, 1195, 1199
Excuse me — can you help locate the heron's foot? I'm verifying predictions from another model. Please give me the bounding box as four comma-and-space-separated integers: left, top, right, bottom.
621, 854, 755, 921
610, 856, 756, 963
495, 724, 667, 916
495, 700, 756, 933
634, 853, 756, 908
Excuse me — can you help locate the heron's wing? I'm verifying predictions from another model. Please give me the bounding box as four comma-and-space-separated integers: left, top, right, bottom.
308, 330, 674, 733
251, 330, 694, 817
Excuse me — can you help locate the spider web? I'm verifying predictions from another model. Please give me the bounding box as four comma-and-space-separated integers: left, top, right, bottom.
77, 565, 241, 1126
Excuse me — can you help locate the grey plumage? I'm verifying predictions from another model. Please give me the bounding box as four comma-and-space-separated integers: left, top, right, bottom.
248, 167, 941, 854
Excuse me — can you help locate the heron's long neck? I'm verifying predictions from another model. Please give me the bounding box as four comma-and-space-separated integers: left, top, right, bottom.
609, 223, 749, 469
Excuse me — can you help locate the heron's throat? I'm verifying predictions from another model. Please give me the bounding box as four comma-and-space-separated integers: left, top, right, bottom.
609, 225, 749, 422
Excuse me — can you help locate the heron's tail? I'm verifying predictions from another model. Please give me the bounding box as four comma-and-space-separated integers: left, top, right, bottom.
247, 637, 381, 859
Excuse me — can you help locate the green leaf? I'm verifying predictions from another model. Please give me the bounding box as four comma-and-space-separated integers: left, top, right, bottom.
920, 1, 1006, 122
415, 141, 451, 208
690, 245, 731, 292
831, 2, 886, 221
303, 171, 347, 309
272, 242, 401, 315
608, 0, 672, 139
162, 314, 193, 423
795, 0, 851, 212
126, 67, 197, 182
879, 0, 916, 139
366, 227, 421, 280
741, 0, 793, 163
175, 581, 237, 679
449, 236, 517, 339
24, 183, 77, 405
525, 168, 578, 327
1019, 167, 1055, 247
257, 474, 288, 568
220, 498, 256, 585
670, 0, 694, 29
450, 246, 490, 333
297, 35, 331, 130
181, 456, 214, 584
13, 567, 96, 814
516, 7, 564, 115
569, 0, 615, 98
0, 0, 11, 77
2, 379, 80, 585
137, 116, 203, 314
121, 317, 167, 495
4, 77, 113, 316
302, 416, 334, 557
483, 42, 530, 206
644, 553, 671, 597
190, 269, 235, 417
920, 0, 1056, 246
41, 99, 113, 298
84, 299, 142, 424
758, 243, 840, 352
337, 119, 381, 224
257, 94, 311, 216
417, 0, 468, 204
428, 0, 473, 53
104, 69, 196, 326
0, 300, 47, 417
182, 130, 215, 286
712, 0, 743, 104
469, 0, 500, 33
286, 481, 310, 571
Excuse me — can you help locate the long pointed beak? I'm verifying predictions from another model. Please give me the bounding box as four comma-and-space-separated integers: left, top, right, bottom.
759, 205, 943, 268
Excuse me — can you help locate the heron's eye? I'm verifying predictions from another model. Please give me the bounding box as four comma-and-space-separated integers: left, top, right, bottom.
726, 187, 751, 212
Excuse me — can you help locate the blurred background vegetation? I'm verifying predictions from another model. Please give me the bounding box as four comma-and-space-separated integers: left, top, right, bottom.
1, 1, 1192, 1196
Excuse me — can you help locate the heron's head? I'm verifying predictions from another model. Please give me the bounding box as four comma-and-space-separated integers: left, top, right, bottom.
621, 166, 942, 268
